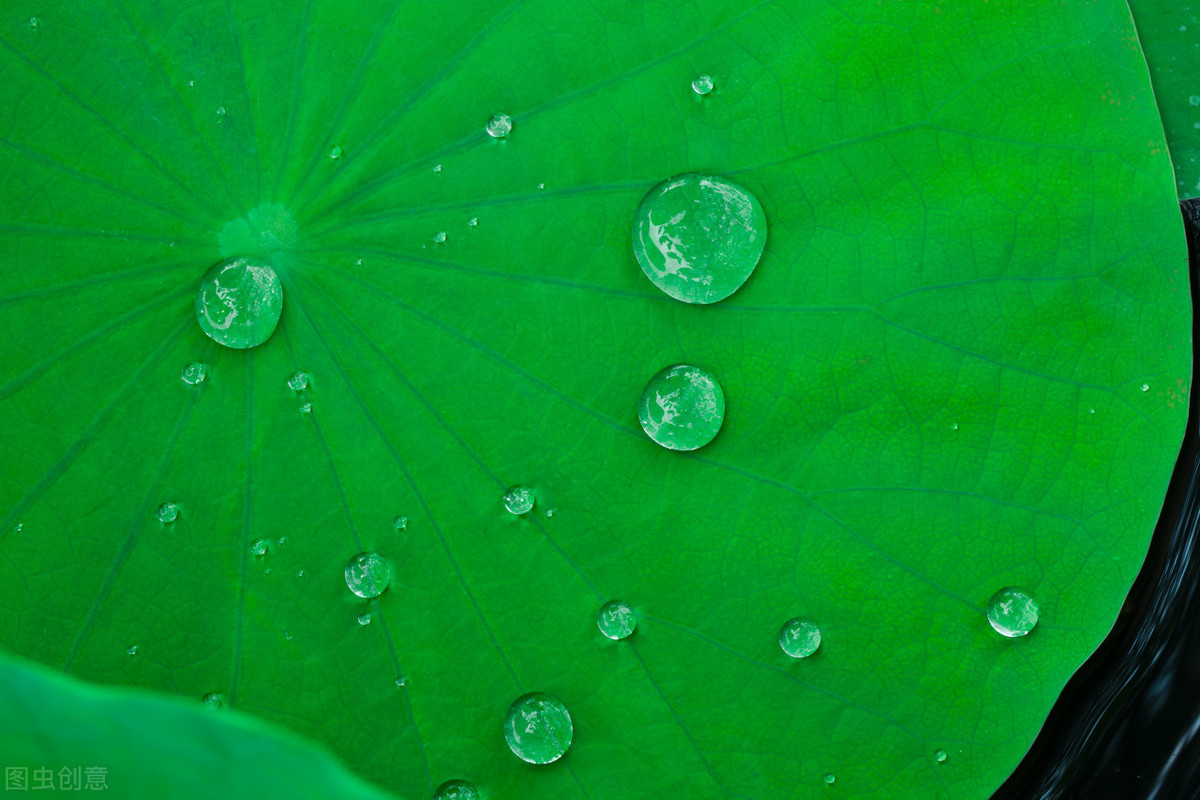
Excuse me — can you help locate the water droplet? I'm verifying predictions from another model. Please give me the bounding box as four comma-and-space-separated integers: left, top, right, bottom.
949, 422, 959, 431
328, 145, 343, 160
486, 113, 513, 138
299, 402, 313, 414
545, 508, 556, 518
433, 164, 443, 173
187, 80, 195, 88
157, 502, 179, 524
637, 364, 725, 451
251, 538, 268, 556
27, 17, 39, 30
1141, 383, 1150, 392
194, 257, 283, 350
433, 231, 447, 244
1088, 408, 1096, 414
434, 780, 479, 800
987, 586, 1040, 637
202, 692, 223, 709
358, 612, 373, 626
287, 371, 309, 392
297, 570, 305, 578
779, 617, 822, 659
467, 217, 478, 228
12, 523, 22, 534
503, 486, 535, 515
126, 644, 138, 656
537, 182, 545, 190
503, 692, 573, 764
597, 600, 637, 640
283, 630, 293, 640
692, 74, 714, 95
344, 552, 390, 599
824, 773, 836, 785
395, 674, 408, 688
181, 361, 207, 385
935, 749, 948, 763
632, 173, 767, 304
278, 537, 288, 547
215, 106, 226, 123
1190, 95, 1200, 106
393, 515, 408, 531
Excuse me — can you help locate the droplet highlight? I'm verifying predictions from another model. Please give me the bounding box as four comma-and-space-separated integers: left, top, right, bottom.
503, 692, 573, 764
181, 361, 207, 386
328, 145, 343, 160
345, 552, 391, 599
202, 692, 223, 709
486, 113, 512, 139
692, 74, 714, 95
194, 257, 283, 350
632, 173, 767, 304
434, 780, 478, 800
597, 600, 636, 640
156, 502, 179, 524
503, 486, 535, 515
987, 587, 1040, 637
779, 617, 821, 659
287, 371, 309, 392
935, 749, 948, 763
637, 364, 725, 451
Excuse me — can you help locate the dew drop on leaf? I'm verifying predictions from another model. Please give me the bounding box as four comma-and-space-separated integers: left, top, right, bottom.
328, 145, 343, 160
215, 106, 226, 122
597, 600, 636, 640
251, 538, 268, 556
986, 587, 1040, 637
299, 402, 313, 414
637, 364, 725, 451
194, 257, 283, 350
503, 486, 535, 515
1141, 383, 1150, 392
466, 217, 478, 228
180, 361, 207, 386
287, 371, 309, 392
631, 173, 767, 304
778, 617, 821, 659
27, 17, 39, 30
433, 231, 447, 244
692, 73, 714, 95
486, 113, 512, 138
126, 644, 138, 656
503, 692, 573, 764
344, 552, 390, 599
395, 675, 408, 688
824, 773, 836, 785
357, 612, 372, 626
434, 779, 478, 800
393, 515, 408, 531
935, 749, 948, 763
156, 502, 179, 524
202, 692, 223, 709
283, 630, 293, 640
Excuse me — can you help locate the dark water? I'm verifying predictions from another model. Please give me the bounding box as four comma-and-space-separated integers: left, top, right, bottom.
992, 200, 1200, 800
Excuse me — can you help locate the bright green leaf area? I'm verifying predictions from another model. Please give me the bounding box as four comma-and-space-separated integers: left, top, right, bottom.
0, 1, 1189, 799
0, 650, 396, 799
1128, 0, 1200, 198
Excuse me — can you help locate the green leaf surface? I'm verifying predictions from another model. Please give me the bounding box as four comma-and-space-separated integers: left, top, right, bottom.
0, 2, 1189, 799
1129, 0, 1200, 198
0, 649, 400, 799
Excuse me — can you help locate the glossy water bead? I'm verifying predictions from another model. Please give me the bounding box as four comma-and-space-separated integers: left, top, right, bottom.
194, 256, 283, 349
503, 692, 573, 764
638, 364, 725, 451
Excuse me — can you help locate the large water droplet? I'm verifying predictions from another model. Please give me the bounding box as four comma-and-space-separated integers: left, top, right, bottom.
987, 587, 1040, 637
632, 173, 767, 304
181, 361, 207, 385
486, 113, 512, 139
597, 600, 636, 640
194, 257, 283, 349
202, 692, 223, 709
503, 486, 535, 515
434, 780, 478, 800
503, 692, 573, 764
345, 552, 391, 599
779, 617, 821, 658
287, 371, 309, 392
157, 502, 179, 524
637, 364, 725, 451
692, 74, 714, 95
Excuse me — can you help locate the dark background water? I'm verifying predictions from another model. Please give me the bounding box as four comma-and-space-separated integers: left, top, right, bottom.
992, 200, 1200, 800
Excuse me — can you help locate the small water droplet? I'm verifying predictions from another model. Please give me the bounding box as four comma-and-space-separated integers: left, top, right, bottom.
287, 371, 309, 392
467, 217, 478, 228
1190, 95, 1200, 106
345, 552, 391, 598
395, 674, 408, 688
297, 570, 305, 578
299, 402, 313, 414
545, 508, 556, 518
503, 486, 535, 515
824, 773, 836, 785
638, 364, 725, 451
486, 113, 513, 138
181, 361, 207, 385
1141, 383, 1150, 392
393, 516, 408, 531
328, 145, 343, 160
1088, 408, 1096, 414
157, 502, 179, 524
283, 630, 293, 640
277, 536, 288, 546
264, 568, 272, 575
126, 644, 138, 656
28, 17, 39, 30
433, 231, 447, 244
503, 692, 573, 764
632, 173, 767, 304
434, 779, 479, 800
251, 538, 268, 556
194, 257, 283, 349
692, 74, 714, 95
12, 523, 22, 534
597, 600, 636, 640
169, 241, 176, 248
987, 586, 1040, 637
935, 749, 948, 763
215, 106, 226, 123
358, 612, 373, 626
949, 422, 959, 431
187, 80, 195, 88
537, 182, 545, 190
202, 692, 223, 709
779, 617, 822, 659
433, 164, 443, 173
